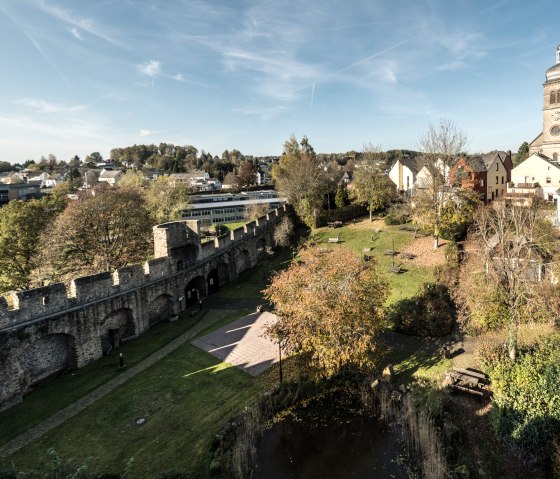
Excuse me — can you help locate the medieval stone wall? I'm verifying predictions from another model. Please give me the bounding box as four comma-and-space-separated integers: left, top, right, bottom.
0, 206, 286, 410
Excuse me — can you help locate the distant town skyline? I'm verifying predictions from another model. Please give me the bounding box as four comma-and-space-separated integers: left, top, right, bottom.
0, 0, 558, 163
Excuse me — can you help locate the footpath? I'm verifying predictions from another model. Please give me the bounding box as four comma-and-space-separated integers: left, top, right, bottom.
0, 312, 225, 460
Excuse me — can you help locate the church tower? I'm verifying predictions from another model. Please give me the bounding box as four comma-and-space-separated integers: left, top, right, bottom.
529, 45, 560, 161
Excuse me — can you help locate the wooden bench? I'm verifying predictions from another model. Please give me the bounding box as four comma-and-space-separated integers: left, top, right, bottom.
400, 252, 416, 260
328, 237, 341, 243
445, 367, 489, 398
388, 266, 402, 273
383, 249, 398, 256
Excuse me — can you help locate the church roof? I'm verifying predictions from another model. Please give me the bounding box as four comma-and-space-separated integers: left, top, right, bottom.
546, 63, 560, 82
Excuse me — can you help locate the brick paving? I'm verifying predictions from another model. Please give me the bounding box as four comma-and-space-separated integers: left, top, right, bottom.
192, 311, 280, 376
0, 312, 223, 461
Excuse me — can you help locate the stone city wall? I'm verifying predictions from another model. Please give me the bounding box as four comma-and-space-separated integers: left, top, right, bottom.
0, 206, 286, 410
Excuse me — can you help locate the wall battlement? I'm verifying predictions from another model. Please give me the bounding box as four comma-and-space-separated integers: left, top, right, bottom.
0, 206, 286, 331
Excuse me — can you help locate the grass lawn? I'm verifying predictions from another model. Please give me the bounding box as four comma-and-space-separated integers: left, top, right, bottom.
0, 312, 208, 447
1, 326, 274, 477
312, 221, 434, 304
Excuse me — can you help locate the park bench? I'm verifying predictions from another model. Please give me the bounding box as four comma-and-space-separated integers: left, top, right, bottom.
388, 266, 402, 273
445, 367, 489, 398
328, 237, 341, 243
383, 249, 398, 256
400, 252, 416, 260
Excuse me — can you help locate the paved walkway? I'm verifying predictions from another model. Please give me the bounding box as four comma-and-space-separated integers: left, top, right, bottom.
192, 311, 280, 376
0, 312, 223, 460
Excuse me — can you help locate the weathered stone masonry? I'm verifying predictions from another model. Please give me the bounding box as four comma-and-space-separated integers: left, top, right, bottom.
0, 206, 286, 411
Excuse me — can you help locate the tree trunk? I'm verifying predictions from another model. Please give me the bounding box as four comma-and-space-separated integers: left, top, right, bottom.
434, 235, 439, 250
369, 205, 373, 222
508, 314, 518, 361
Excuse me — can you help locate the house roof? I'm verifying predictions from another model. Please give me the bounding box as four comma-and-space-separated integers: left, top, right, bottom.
392, 155, 421, 175
99, 170, 123, 178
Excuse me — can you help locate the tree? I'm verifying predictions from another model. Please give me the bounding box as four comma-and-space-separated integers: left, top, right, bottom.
238, 161, 257, 187
272, 135, 329, 228
223, 172, 242, 192
145, 176, 191, 223
334, 182, 348, 208
351, 169, 397, 221
244, 203, 269, 222
513, 141, 529, 167
0, 161, 13, 173
272, 216, 294, 247
472, 202, 556, 360
119, 170, 146, 189
416, 119, 468, 249
85, 152, 103, 164
69, 155, 81, 168
37, 186, 153, 283
264, 246, 388, 378
0, 189, 68, 292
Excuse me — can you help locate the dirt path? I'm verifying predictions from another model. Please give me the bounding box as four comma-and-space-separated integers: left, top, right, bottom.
0, 312, 225, 460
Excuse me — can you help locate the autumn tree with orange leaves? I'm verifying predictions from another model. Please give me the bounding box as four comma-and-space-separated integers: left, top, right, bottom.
264, 246, 388, 378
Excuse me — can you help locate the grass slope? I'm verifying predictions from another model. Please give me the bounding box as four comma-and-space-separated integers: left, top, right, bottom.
312, 221, 433, 304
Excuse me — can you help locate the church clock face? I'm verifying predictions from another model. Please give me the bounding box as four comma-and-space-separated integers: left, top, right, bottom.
551, 125, 560, 136
552, 110, 560, 122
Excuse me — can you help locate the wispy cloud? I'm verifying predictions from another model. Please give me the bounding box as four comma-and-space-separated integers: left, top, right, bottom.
139, 128, 161, 137
16, 98, 86, 113
138, 60, 161, 77
70, 27, 82, 41
172, 73, 184, 82
36, 0, 125, 48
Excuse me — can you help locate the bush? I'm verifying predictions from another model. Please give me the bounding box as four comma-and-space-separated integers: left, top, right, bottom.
383, 214, 405, 225
388, 283, 455, 337
0, 470, 18, 479
489, 336, 560, 462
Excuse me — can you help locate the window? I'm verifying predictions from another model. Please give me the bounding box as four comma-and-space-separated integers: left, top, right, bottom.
501, 176, 504, 184
42, 296, 49, 306
547, 177, 552, 184
554, 153, 558, 161
496, 176, 499, 184
551, 91, 557, 104
496, 188, 499, 198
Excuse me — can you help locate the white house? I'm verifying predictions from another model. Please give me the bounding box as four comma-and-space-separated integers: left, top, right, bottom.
510, 152, 560, 201
388, 156, 421, 193
98, 169, 124, 186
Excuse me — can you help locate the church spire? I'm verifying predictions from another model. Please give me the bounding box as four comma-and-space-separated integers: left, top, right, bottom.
557, 44, 560, 64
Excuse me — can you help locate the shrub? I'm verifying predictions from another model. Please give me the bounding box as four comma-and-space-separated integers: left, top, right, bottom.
489, 335, 560, 463
0, 470, 18, 479
388, 283, 455, 337
383, 214, 404, 225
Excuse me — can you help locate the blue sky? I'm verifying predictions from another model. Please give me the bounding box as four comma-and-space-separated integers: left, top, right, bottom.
0, 0, 558, 163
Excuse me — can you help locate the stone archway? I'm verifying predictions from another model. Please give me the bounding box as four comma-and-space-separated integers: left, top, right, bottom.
174, 244, 199, 270
148, 294, 174, 326
19, 333, 75, 387
184, 276, 205, 307
100, 308, 136, 355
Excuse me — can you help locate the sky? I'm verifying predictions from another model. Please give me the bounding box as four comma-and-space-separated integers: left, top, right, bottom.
0, 0, 558, 163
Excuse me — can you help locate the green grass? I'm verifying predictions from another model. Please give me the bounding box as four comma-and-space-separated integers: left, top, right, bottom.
214, 248, 292, 300
223, 220, 247, 230
1, 335, 274, 477
0, 312, 206, 447
312, 221, 433, 304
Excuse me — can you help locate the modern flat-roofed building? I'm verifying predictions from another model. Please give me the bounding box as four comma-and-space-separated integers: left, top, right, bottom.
182, 190, 285, 226
0, 182, 42, 206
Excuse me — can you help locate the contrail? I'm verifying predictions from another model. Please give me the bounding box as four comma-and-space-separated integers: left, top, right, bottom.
310, 83, 315, 107
0, 5, 69, 84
